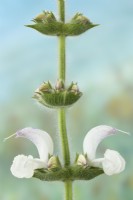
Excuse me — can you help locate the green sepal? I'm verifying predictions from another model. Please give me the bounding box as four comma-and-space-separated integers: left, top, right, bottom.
33, 165, 104, 182
26, 22, 63, 36
74, 153, 80, 164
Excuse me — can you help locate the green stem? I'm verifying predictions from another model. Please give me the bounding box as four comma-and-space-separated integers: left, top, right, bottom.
58, 0, 73, 200
58, 0, 70, 167
59, 35, 66, 81
58, 0, 65, 22
58, 109, 70, 167
65, 182, 73, 200
58, 0, 66, 81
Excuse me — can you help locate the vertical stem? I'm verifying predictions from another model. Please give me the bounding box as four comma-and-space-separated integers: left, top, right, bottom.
65, 182, 73, 200
59, 35, 66, 81
58, 0, 65, 22
57, 0, 73, 200
58, 0, 70, 167
58, 109, 70, 166
58, 0, 66, 81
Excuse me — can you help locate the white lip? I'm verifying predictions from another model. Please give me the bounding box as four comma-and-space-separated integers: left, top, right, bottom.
10, 155, 46, 178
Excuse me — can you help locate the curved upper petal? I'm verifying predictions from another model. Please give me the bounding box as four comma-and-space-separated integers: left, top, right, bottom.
16, 127, 53, 163
83, 125, 116, 161
10, 155, 45, 178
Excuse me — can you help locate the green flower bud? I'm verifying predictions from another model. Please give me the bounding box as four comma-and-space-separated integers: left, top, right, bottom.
33, 81, 82, 109
64, 13, 98, 36
68, 82, 79, 94
34, 11, 57, 23
35, 81, 52, 93
26, 11, 63, 36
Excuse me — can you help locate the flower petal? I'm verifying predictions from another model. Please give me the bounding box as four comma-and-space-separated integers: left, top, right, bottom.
10, 155, 45, 178
102, 149, 126, 176
83, 125, 116, 161
91, 158, 104, 168
16, 127, 53, 163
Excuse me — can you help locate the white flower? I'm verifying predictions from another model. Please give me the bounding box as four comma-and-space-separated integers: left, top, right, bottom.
7, 127, 53, 178
83, 125, 126, 175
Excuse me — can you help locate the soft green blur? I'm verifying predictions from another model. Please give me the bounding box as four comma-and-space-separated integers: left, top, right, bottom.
0, 0, 133, 200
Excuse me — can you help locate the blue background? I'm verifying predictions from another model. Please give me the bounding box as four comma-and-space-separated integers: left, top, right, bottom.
0, 0, 133, 199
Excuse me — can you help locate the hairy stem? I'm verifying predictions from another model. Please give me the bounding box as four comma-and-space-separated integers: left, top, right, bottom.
65, 181, 73, 200
58, 0, 65, 22
58, 0, 73, 200
58, 35, 66, 81
58, 109, 70, 167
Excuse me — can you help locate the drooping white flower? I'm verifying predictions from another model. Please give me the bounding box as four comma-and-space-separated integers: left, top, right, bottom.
5, 127, 54, 178
83, 125, 127, 175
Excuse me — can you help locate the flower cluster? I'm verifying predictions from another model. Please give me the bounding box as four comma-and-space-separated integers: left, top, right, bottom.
5, 125, 127, 179
33, 80, 82, 108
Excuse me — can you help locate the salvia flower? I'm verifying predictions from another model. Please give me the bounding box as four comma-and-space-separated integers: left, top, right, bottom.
5, 127, 53, 178
82, 125, 128, 176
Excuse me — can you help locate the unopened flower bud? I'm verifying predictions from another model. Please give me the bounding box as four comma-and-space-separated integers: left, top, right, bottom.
34, 11, 57, 23
26, 11, 62, 36
35, 82, 52, 93
68, 82, 80, 94
77, 154, 87, 166
71, 83, 79, 94
64, 13, 98, 36
55, 79, 64, 91
48, 156, 61, 171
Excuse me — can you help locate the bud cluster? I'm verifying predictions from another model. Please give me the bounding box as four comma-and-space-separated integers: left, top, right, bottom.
26, 11, 97, 36
33, 80, 82, 108
64, 13, 98, 36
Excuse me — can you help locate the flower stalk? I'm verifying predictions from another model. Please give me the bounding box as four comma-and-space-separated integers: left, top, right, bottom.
58, 0, 73, 199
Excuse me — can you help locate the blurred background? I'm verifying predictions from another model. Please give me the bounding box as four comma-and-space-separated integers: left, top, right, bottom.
0, 0, 133, 199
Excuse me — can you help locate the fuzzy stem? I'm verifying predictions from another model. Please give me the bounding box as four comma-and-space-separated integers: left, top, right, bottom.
58, 0, 66, 81
58, 0, 73, 200
58, 109, 70, 167
58, 35, 66, 81
58, 0, 65, 22
65, 181, 73, 200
